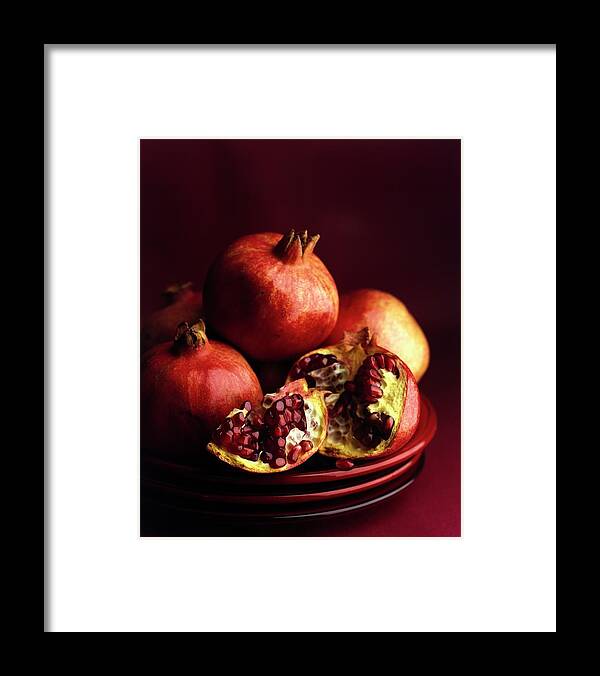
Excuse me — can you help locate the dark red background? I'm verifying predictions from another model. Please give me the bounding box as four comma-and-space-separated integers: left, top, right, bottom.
141, 139, 461, 536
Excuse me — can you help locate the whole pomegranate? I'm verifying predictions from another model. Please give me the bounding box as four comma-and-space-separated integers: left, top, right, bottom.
141, 282, 203, 354
141, 320, 262, 455
203, 229, 339, 361
207, 380, 328, 473
327, 289, 430, 381
287, 329, 420, 460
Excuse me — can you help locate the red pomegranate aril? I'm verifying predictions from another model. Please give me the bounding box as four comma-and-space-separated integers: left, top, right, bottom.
274, 426, 283, 437
384, 356, 396, 372
251, 430, 260, 439
284, 397, 293, 408
243, 401, 252, 411
232, 426, 241, 435
369, 385, 383, 398
364, 396, 378, 405
292, 410, 302, 424
277, 414, 286, 427
277, 437, 286, 448
297, 419, 307, 431
289, 445, 302, 463
275, 400, 285, 412
383, 415, 394, 435
300, 440, 313, 452
368, 369, 382, 381
375, 354, 386, 369
273, 457, 286, 468
284, 409, 293, 422
260, 451, 273, 463
240, 434, 251, 446
367, 356, 378, 369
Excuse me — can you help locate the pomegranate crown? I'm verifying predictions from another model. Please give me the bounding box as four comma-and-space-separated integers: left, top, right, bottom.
173, 319, 207, 350
274, 228, 320, 263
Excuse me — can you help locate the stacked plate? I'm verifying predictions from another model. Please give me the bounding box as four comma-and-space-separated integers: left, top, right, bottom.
141, 395, 437, 523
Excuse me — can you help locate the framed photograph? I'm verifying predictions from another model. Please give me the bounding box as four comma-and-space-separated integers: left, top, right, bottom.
46, 45, 556, 632
139, 138, 460, 537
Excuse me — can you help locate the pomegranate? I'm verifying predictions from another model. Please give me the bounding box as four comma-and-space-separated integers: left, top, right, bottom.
141, 282, 203, 354
287, 328, 420, 460
207, 380, 328, 473
327, 289, 430, 381
141, 320, 262, 454
203, 229, 339, 361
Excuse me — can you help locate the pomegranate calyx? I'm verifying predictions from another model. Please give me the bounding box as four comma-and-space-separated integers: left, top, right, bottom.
173, 319, 207, 351
274, 229, 320, 263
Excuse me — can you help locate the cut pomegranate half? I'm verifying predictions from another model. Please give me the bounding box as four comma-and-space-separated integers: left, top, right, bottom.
287, 328, 420, 460
207, 380, 328, 473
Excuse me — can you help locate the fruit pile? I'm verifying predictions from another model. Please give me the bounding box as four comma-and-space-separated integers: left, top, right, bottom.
141, 229, 429, 473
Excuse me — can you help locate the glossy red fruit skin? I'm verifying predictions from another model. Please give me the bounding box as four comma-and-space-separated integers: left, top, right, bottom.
203, 231, 339, 361
141, 285, 203, 354
141, 328, 262, 455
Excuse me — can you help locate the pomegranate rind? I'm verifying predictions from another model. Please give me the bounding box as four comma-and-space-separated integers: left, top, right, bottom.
287, 330, 421, 460
206, 381, 329, 473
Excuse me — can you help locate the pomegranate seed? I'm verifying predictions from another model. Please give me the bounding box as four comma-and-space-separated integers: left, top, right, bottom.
288, 445, 302, 463
274, 426, 283, 437
384, 415, 394, 434
297, 419, 307, 431
243, 401, 252, 411
369, 385, 383, 398
277, 437, 286, 448
300, 440, 313, 452
232, 426, 241, 435
367, 356, 377, 369
384, 356, 396, 372
336, 459, 354, 471
274, 457, 286, 468
292, 410, 302, 424
284, 409, 293, 423
240, 434, 251, 446
250, 452, 259, 462
233, 412, 245, 424
375, 354, 386, 369
251, 430, 260, 439
275, 400, 285, 412
277, 414, 286, 427
284, 397, 293, 408
260, 451, 273, 463
369, 368, 382, 381
363, 397, 378, 405
300, 357, 311, 367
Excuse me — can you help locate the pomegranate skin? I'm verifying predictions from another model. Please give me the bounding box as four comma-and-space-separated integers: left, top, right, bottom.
141, 283, 203, 354
203, 231, 339, 361
328, 289, 430, 381
141, 322, 262, 455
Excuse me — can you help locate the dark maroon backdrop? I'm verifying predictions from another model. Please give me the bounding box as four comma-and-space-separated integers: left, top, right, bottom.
141, 139, 461, 536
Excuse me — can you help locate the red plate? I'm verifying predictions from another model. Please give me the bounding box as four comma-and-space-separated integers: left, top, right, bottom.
142, 395, 437, 487
142, 454, 427, 527
143, 450, 424, 505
